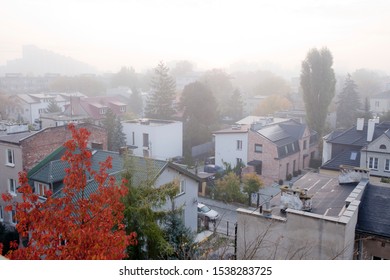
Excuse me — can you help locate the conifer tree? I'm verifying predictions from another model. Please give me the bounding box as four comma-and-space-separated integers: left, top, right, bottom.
336, 74, 361, 128
145, 61, 177, 119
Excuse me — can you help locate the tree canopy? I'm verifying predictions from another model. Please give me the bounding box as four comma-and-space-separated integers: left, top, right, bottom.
336, 74, 361, 128
121, 156, 179, 259
300, 47, 336, 136
101, 108, 126, 152
1, 124, 136, 259
180, 81, 219, 157
145, 61, 177, 119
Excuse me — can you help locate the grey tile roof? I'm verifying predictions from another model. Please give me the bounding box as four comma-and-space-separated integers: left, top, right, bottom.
328, 122, 390, 147
357, 184, 390, 238
0, 131, 37, 144
322, 149, 361, 170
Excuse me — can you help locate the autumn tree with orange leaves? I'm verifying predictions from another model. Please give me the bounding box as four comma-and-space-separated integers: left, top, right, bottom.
1, 123, 137, 259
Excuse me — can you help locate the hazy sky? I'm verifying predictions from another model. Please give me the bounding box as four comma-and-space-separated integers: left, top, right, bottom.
1, 0, 390, 75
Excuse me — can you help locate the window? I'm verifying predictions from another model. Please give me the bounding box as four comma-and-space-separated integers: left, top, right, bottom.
380, 144, 387, 150
99, 108, 106, 115
143, 133, 149, 148
0, 205, 3, 221
237, 140, 242, 151
11, 209, 16, 224
6, 149, 15, 166
120, 106, 126, 112
369, 157, 379, 170
38, 108, 45, 114
385, 159, 390, 172
236, 158, 242, 167
8, 178, 16, 195
255, 144, 263, 153
303, 140, 307, 150
178, 180, 185, 196
350, 152, 357, 160
34, 182, 51, 197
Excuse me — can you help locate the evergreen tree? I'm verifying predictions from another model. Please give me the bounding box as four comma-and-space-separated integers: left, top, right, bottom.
162, 210, 196, 260
180, 81, 219, 158
145, 62, 177, 119
336, 74, 361, 128
226, 88, 244, 121
361, 97, 373, 121
129, 87, 143, 117
101, 108, 126, 152
300, 47, 336, 136
46, 99, 62, 113
122, 156, 179, 259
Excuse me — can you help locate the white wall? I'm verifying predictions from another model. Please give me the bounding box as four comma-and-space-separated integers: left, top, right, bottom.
155, 167, 198, 232
123, 120, 183, 160
215, 132, 248, 168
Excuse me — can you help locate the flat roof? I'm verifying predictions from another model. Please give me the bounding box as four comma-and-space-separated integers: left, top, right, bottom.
270, 172, 357, 217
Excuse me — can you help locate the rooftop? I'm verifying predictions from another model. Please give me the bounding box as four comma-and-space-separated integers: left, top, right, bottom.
270, 172, 358, 217
122, 118, 180, 127
356, 183, 390, 238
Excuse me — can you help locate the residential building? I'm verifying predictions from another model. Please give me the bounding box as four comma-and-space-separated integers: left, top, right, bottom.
27, 149, 201, 232
7, 93, 68, 124
370, 90, 390, 115
0, 73, 60, 94
61, 95, 128, 126
355, 184, 390, 260
122, 118, 183, 161
321, 118, 390, 180
0, 123, 107, 226
214, 116, 318, 185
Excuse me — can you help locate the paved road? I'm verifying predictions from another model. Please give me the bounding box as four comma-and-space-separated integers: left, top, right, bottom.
198, 197, 247, 236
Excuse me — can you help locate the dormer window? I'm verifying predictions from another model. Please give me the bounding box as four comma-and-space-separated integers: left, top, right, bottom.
120, 106, 126, 112
100, 108, 107, 115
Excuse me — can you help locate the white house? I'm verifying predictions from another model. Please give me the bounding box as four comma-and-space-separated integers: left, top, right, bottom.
122, 118, 183, 160
7, 93, 67, 123
214, 124, 249, 168
370, 90, 390, 115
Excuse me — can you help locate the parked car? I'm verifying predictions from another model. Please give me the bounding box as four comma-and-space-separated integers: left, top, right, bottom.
197, 202, 219, 221
205, 156, 215, 165
203, 164, 224, 174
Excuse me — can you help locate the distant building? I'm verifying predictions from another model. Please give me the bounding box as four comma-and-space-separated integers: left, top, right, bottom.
0, 73, 60, 94
370, 90, 390, 115
122, 118, 183, 160
7, 93, 68, 124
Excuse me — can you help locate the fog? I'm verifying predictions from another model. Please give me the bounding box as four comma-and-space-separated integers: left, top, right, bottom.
1, 0, 390, 76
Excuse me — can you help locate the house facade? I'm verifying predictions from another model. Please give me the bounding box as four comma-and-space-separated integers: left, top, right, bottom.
27, 150, 200, 233
122, 118, 183, 161
214, 117, 318, 186
0, 123, 107, 226
370, 90, 390, 115
7, 93, 67, 124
